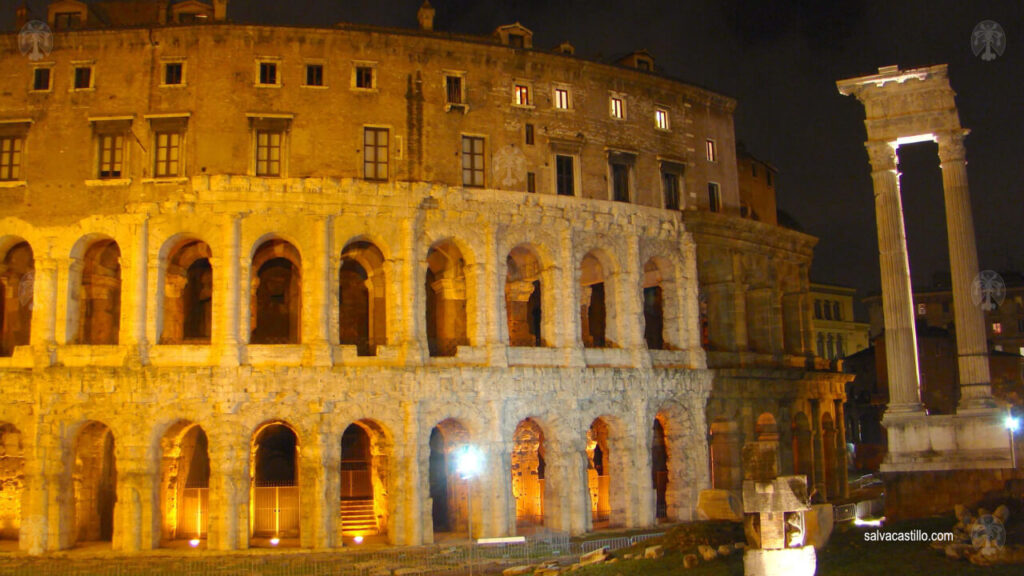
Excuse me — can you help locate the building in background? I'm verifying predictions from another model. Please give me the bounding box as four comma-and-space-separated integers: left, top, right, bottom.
810, 283, 870, 362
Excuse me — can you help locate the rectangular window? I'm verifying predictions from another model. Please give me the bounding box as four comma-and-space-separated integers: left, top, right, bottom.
655, 107, 669, 130
526, 172, 536, 193
54, 12, 81, 30
97, 134, 124, 178
73, 66, 92, 90
708, 182, 721, 212
33, 68, 51, 91
836, 336, 845, 358
355, 66, 374, 89
255, 130, 283, 176
305, 64, 324, 87
164, 62, 184, 85
514, 84, 531, 106
992, 322, 1002, 334
446, 75, 463, 104
610, 97, 624, 119
258, 62, 277, 85
662, 171, 680, 210
461, 136, 485, 187
508, 34, 525, 49
154, 131, 182, 178
525, 124, 534, 145
555, 155, 574, 196
917, 303, 927, 316
0, 137, 23, 181
554, 87, 570, 109
814, 300, 823, 319
706, 139, 717, 162
823, 303, 832, 320
363, 127, 389, 181
611, 162, 630, 202
833, 301, 842, 321
766, 170, 773, 186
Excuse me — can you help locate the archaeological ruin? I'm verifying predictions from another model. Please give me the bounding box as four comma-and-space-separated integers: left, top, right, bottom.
0, 0, 848, 554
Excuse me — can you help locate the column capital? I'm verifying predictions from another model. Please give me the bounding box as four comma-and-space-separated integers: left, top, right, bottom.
936, 130, 970, 163
865, 140, 897, 172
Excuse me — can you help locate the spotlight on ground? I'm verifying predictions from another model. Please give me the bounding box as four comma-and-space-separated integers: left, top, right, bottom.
354, 535, 364, 544
189, 538, 200, 548
270, 537, 280, 546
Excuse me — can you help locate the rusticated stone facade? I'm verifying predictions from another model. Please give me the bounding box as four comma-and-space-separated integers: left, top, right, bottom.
0, 0, 846, 556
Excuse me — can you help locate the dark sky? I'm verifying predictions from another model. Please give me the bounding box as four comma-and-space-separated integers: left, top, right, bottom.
5, 1, 1023, 308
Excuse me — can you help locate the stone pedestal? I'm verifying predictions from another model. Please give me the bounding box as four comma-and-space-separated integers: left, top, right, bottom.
742, 476, 816, 576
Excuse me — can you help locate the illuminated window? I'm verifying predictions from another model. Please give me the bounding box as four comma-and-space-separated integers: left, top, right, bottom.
0, 136, 23, 181
461, 136, 485, 187
97, 134, 124, 178
610, 97, 624, 119
655, 107, 669, 130
708, 182, 721, 212
256, 130, 283, 176
305, 64, 324, 87
32, 67, 51, 91
992, 322, 1002, 334
706, 139, 717, 162
363, 127, 388, 181
514, 84, 531, 106
154, 131, 181, 177
73, 66, 93, 90
917, 303, 927, 316
355, 66, 374, 89
257, 62, 278, 86
554, 87, 570, 110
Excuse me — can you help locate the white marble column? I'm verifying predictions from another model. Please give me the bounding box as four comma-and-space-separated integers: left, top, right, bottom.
867, 140, 923, 413
937, 131, 995, 410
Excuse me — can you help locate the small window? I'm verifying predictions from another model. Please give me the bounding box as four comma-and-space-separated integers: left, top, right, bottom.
258, 62, 278, 86
992, 322, 1002, 334
461, 136, 485, 187
177, 12, 201, 24
816, 333, 825, 358
164, 62, 184, 86
305, 64, 324, 87
524, 124, 534, 146
609, 158, 631, 203
554, 87, 570, 110
54, 12, 82, 30
814, 300, 822, 319
707, 182, 721, 212
363, 127, 389, 181
555, 155, 575, 196
836, 335, 845, 358
445, 75, 463, 104
917, 303, 927, 316
662, 171, 680, 210
33, 68, 52, 91
706, 139, 717, 162
636, 58, 652, 71
833, 301, 842, 321
154, 131, 182, 178
355, 66, 374, 89
508, 34, 525, 49
73, 66, 92, 90
0, 136, 23, 181
655, 107, 669, 130
526, 172, 536, 193
823, 302, 833, 320
97, 134, 125, 178
610, 97, 624, 119
514, 84, 531, 106
255, 130, 283, 176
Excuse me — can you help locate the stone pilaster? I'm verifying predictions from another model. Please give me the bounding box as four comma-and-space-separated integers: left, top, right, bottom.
216, 214, 242, 365
207, 441, 248, 550
810, 400, 826, 500
834, 399, 849, 499
867, 140, 923, 413
937, 131, 995, 410
29, 257, 57, 364
303, 217, 331, 365
120, 216, 149, 359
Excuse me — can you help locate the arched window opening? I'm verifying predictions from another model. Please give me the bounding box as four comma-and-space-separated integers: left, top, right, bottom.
73, 421, 117, 544
506, 246, 544, 347
251, 423, 300, 543
428, 419, 469, 537
339, 241, 386, 356
512, 418, 545, 529
643, 260, 666, 350
580, 253, 607, 348
340, 421, 389, 538
78, 240, 121, 345
651, 419, 669, 520
425, 241, 467, 357
251, 240, 301, 345
587, 418, 612, 524
159, 423, 210, 545
0, 242, 33, 356
161, 240, 213, 344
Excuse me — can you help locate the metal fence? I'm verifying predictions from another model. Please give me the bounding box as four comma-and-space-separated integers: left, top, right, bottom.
0, 531, 664, 576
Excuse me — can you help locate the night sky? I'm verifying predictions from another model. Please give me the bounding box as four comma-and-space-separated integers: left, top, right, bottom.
4, 1, 1023, 314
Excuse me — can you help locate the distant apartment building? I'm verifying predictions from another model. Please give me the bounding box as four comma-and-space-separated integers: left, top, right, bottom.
810, 283, 870, 360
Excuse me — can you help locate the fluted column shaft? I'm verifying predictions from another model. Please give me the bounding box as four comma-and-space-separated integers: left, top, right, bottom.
937, 132, 994, 409
867, 141, 922, 412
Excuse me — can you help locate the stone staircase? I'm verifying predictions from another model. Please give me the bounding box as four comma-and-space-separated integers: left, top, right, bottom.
340, 498, 378, 535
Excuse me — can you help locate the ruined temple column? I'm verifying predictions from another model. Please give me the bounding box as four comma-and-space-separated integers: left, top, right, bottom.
866, 140, 923, 413
834, 399, 849, 499
810, 400, 827, 500
937, 131, 996, 410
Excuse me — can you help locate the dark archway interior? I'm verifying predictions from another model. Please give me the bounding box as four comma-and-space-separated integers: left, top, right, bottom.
254, 424, 297, 486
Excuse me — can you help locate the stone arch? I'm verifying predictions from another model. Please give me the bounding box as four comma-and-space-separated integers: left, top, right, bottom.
157, 420, 210, 544
427, 418, 470, 536
250, 421, 300, 543
506, 244, 545, 347
709, 418, 742, 491
160, 238, 213, 344
579, 249, 618, 348
511, 417, 546, 530
654, 400, 701, 522
756, 412, 779, 441
586, 415, 627, 527
74, 238, 121, 345
0, 422, 24, 541
340, 419, 391, 538
792, 412, 813, 483
651, 417, 669, 520
339, 240, 386, 356
71, 420, 117, 545
0, 240, 33, 357
250, 239, 301, 344
425, 240, 469, 357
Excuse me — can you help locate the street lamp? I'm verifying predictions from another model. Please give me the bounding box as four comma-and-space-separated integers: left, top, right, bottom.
1006, 412, 1020, 468
455, 445, 485, 576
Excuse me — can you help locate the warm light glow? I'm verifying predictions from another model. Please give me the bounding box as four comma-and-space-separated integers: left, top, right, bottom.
354, 535, 364, 544
270, 537, 280, 546
893, 133, 935, 147
455, 445, 485, 479
189, 538, 200, 548
855, 516, 885, 527
1005, 415, 1021, 432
